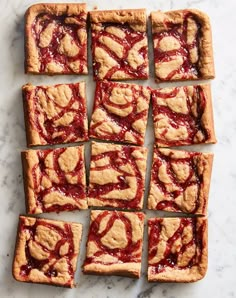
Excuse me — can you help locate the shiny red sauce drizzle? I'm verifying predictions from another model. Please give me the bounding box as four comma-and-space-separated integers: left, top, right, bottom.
151, 149, 205, 213
92, 23, 148, 80
20, 218, 75, 285
148, 218, 205, 274
32, 12, 87, 73
25, 83, 88, 145
84, 211, 144, 265
89, 81, 150, 145
31, 147, 86, 213
153, 13, 201, 80
152, 86, 210, 146
88, 146, 145, 209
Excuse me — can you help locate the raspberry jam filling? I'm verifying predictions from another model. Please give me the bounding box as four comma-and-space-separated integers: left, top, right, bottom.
90, 82, 149, 145
151, 149, 205, 213
31, 148, 86, 213
92, 23, 148, 79
20, 218, 75, 284
153, 13, 201, 80
32, 13, 87, 73
26, 83, 88, 145
84, 211, 144, 265
148, 218, 205, 274
88, 146, 144, 209
152, 86, 210, 146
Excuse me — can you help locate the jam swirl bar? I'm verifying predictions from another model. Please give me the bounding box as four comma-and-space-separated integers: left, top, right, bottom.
25, 3, 88, 74
13, 216, 82, 287
151, 9, 215, 82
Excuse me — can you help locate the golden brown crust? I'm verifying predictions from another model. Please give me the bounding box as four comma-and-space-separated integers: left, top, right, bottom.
152, 84, 217, 147
147, 148, 214, 215
151, 9, 215, 81
90, 9, 147, 32
12, 216, 83, 287
83, 210, 144, 278
22, 82, 88, 146
148, 217, 208, 282
21, 146, 87, 214
88, 142, 148, 209
25, 3, 87, 74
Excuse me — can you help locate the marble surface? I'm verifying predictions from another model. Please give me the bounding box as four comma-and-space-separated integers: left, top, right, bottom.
0, 0, 235, 297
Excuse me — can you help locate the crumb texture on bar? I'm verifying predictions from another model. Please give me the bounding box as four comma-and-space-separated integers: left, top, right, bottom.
23, 82, 88, 146
83, 210, 144, 278
13, 216, 82, 287
152, 85, 216, 147
89, 81, 151, 145
90, 9, 149, 80
25, 3, 88, 74
88, 142, 147, 209
148, 217, 208, 282
151, 9, 214, 81
148, 148, 213, 215
22, 146, 87, 214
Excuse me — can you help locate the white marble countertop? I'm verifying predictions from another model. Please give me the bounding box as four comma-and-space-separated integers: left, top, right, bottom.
0, 0, 235, 297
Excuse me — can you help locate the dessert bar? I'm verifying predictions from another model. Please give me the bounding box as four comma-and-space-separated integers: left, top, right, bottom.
83, 210, 144, 278
148, 217, 208, 282
22, 145, 87, 214
25, 3, 88, 74
148, 148, 213, 215
13, 216, 82, 287
152, 84, 216, 147
89, 81, 151, 145
23, 82, 88, 146
88, 142, 147, 209
151, 9, 215, 81
90, 9, 149, 80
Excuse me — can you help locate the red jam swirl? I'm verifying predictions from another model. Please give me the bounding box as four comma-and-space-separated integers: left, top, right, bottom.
148, 218, 206, 274
153, 13, 201, 80
19, 218, 76, 285
31, 147, 86, 213
89, 81, 150, 145
88, 146, 145, 209
152, 86, 210, 146
84, 211, 144, 266
151, 149, 205, 213
32, 13, 87, 73
92, 23, 148, 80
26, 83, 88, 145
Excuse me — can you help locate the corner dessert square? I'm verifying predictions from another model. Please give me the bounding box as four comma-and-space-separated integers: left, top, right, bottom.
22, 145, 87, 214
25, 3, 88, 74
148, 148, 213, 215
83, 210, 144, 278
88, 142, 147, 209
90, 9, 149, 80
151, 9, 215, 82
152, 84, 216, 147
89, 81, 151, 145
23, 82, 88, 146
148, 217, 208, 282
13, 216, 82, 287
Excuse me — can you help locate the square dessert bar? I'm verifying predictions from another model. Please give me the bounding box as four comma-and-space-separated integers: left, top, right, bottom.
148, 217, 208, 282
25, 3, 88, 74
83, 210, 145, 278
148, 148, 213, 215
90, 9, 149, 80
89, 81, 151, 145
152, 84, 216, 147
151, 9, 215, 82
23, 81, 88, 146
13, 216, 82, 287
88, 142, 147, 209
22, 145, 87, 214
